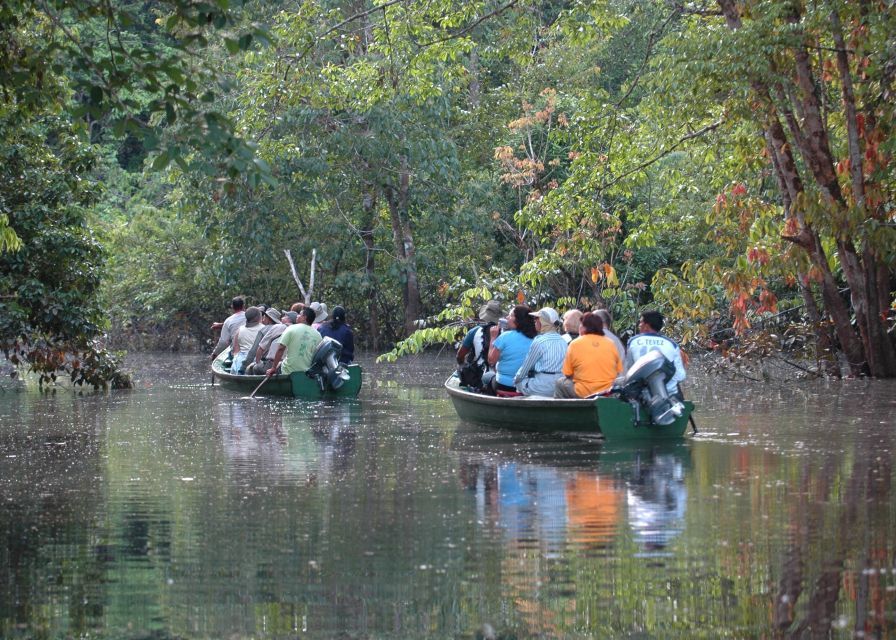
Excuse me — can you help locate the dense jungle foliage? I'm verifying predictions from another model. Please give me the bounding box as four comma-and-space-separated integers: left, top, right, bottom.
1, 0, 894, 385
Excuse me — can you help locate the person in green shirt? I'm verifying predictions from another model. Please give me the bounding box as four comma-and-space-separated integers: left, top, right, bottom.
266, 307, 322, 376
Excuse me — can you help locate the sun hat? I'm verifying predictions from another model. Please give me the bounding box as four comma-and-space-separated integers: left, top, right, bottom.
310, 301, 329, 323
478, 300, 503, 323
265, 308, 281, 323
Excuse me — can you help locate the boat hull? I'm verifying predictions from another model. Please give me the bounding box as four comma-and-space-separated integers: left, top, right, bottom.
445, 376, 692, 440
212, 358, 362, 399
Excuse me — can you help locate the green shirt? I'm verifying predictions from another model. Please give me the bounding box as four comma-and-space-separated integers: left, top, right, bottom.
279, 324, 322, 374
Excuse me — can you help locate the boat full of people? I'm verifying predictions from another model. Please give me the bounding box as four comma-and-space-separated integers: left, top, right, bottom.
448, 302, 696, 439
212, 340, 362, 399
209, 297, 361, 399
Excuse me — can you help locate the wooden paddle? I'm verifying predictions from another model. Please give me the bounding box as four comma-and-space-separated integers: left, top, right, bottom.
249, 374, 272, 399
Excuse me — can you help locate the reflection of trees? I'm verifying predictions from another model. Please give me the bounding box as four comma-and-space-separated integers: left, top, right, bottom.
689, 427, 895, 638
781, 439, 893, 637
0, 394, 106, 635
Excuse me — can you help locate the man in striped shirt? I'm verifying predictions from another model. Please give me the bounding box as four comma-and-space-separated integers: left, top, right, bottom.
513, 307, 568, 397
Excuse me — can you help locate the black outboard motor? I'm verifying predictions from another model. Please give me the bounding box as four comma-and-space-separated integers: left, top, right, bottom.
307, 337, 351, 390
620, 349, 684, 426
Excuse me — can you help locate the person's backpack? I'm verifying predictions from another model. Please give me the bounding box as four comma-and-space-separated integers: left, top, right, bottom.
458, 324, 493, 389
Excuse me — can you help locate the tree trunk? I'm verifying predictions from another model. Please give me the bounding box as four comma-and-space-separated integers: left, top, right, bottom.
361, 188, 379, 352
798, 277, 840, 377
384, 157, 423, 337
763, 103, 866, 375
718, 0, 896, 376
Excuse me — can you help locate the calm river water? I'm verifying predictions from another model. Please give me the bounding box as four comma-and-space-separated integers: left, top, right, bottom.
1, 353, 894, 639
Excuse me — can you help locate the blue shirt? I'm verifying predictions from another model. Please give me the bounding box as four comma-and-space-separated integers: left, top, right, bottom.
492, 330, 533, 387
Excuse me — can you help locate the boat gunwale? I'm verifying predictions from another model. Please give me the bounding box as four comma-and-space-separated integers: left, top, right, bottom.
211, 360, 291, 385
444, 375, 602, 409
211, 357, 362, 398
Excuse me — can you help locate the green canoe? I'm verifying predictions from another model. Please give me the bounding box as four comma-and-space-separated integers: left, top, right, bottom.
445, 376, 694, 440
212, 356, 362, 399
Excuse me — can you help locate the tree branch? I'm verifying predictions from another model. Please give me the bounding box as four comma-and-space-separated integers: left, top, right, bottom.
414, 0, 521, 48
615, 7, 681, 108
601, 119, 723, 189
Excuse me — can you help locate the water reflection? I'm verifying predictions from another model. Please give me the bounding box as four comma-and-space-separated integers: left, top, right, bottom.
626, 449, 687, 556
0, 353, 894, 638
451, 430, 691, 558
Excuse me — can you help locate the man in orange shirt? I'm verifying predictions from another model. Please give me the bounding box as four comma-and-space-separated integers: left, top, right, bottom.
554, 312, 623, 398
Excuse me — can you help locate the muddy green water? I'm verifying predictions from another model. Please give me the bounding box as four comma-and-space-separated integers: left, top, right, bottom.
1, 353, 894, 639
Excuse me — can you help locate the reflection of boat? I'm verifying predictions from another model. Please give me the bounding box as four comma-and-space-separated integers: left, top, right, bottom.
625, 449, 688, 555
445, 376, 693, 440
212, 352, 362, 399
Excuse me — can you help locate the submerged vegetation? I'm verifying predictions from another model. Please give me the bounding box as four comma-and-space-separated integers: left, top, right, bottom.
1, 0, 894, 383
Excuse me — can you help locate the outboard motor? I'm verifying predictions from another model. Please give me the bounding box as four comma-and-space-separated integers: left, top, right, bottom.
307, 337, 350, 390
620, 349, 684, 426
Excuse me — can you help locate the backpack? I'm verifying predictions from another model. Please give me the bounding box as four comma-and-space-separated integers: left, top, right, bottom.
458, 324, 493, 389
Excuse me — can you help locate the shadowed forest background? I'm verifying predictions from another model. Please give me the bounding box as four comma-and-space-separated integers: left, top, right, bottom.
1, 0, 894, 386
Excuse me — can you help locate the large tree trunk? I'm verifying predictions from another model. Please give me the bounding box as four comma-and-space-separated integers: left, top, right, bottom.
762, 101, 866, 375
384, 157, 423, 337
718, 0, 896, 377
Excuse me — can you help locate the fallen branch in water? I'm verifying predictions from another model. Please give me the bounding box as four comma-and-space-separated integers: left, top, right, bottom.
768, 354, 822, 378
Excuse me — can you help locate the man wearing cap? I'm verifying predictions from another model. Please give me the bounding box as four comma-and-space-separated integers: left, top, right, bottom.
267, 307, 322, 376
513, 307, 568, 397
211, 296, 246, 359
456, 300, 502, 389
246, 308, 289, 375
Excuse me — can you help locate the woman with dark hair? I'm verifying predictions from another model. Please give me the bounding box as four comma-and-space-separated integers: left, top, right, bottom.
485, 305, 536, 393
555, 311, 622, 398
317, 305, 355, 363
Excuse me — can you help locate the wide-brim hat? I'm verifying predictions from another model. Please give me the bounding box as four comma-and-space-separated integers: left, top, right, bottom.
478, 300, 503, 323
310, 301, 329, 323
265, 307, 281, 323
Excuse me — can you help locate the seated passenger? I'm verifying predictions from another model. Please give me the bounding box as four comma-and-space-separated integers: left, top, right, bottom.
561, 309, 582, 344
266, 308, 322, 376
309, 301, 328, 330
245, 308, 290, 375
211, 296, 246, 360
593, 308, 625, 364
624, 310, 686, 398
513, 307, 567, 397
230, 307, 264, 374
485, 305, 536, 394
555, 312, 623, 398
236, 307, 278, 373
317, 305, 355, 363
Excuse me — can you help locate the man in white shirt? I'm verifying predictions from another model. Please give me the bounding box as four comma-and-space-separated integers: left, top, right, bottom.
211, 297, 246, 359
624, 310, 686, 397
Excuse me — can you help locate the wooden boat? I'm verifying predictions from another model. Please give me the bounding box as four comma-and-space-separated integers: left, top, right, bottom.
212, 355, 362, 399
445, 375, 694, 440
